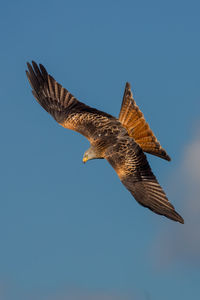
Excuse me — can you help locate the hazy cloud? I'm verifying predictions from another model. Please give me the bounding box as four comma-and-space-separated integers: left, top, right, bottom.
44, 289, 136, 300
0, 281, 140, 300
152, 130, 200, 266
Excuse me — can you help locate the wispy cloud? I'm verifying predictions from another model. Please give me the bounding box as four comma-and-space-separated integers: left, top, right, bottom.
0, 282, 139, 300
45, 289, 136, 300
152, 129, 200, 266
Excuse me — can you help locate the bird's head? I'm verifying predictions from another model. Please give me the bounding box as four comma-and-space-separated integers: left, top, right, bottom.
82, 146, 99, 163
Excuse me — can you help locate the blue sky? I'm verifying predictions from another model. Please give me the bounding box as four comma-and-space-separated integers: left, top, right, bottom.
1, 0, 200, 299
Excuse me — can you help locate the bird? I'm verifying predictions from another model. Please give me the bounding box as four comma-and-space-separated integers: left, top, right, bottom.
26, 61, 184, 224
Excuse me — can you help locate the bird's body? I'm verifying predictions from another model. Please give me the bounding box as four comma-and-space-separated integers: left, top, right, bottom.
26, 61, 184, 224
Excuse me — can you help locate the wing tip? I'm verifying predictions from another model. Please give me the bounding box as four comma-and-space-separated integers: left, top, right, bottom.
165, 208, 184, 224
175, 213, 184, 224
26, 61, 45, 74
163, 153, 171, 161
179, 218, 184, 224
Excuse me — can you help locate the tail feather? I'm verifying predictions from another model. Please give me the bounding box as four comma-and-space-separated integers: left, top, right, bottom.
119, 83, 171, 161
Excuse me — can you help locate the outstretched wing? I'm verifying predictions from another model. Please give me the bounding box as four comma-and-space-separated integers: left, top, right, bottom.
119, 83, 171, 161
26, 61, 114, 141
105, 137, 184, 223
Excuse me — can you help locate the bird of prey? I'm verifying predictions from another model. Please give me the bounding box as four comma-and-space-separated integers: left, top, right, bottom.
26, 61, 184, 224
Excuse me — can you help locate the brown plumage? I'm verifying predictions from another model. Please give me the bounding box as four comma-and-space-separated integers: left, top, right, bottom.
119, 83, 171, 161
26, 61, 184, 224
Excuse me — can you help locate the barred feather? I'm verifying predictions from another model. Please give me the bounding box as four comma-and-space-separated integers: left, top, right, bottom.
119, 83, 171, 161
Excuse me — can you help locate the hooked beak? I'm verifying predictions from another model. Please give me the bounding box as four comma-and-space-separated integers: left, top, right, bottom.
82, 156, 88, 163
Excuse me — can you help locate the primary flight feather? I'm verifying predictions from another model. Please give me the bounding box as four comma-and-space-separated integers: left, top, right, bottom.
26, 61, 184, 224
